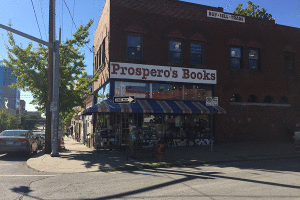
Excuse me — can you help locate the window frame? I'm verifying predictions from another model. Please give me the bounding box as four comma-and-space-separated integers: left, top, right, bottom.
248, 48, 260, 70
126, 33, 143, 62
284, 51, 295, 74
168, 39, 183, 65
230, 46, 243, 69
190, 41, 204, 67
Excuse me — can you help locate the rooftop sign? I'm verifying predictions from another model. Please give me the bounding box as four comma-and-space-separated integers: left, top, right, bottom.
110, 62, 217, 84
207, 10, 245, 23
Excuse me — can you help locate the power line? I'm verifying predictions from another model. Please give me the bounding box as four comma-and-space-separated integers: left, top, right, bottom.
61, 0, 64, 42
63, 0, 77, 30
37, 0, 48, 41
63, 0, 93, 53
30, 0, 42, 39
72, 0, 75, 35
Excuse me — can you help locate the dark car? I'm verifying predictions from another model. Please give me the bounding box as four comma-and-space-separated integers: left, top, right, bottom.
0, 130, 38, 157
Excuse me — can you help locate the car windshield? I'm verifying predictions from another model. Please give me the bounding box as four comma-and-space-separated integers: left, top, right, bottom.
0, 130, 28, 137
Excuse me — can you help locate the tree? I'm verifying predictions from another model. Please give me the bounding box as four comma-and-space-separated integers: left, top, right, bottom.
0, 108, 21, 132
3, 19, 99, 123
233, 1, 273, 20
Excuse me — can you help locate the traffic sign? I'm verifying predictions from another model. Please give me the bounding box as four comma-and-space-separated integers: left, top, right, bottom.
114, 96, 135, 103
212, 97, 218, 106
206, 97, 212, 106
206, 97, 218, 106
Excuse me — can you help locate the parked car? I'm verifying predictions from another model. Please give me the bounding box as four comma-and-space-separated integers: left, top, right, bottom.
0, 130, 38, 157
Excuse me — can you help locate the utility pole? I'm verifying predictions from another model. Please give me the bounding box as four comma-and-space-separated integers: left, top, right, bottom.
51, 0, 60, 157
45, 0, 54, 154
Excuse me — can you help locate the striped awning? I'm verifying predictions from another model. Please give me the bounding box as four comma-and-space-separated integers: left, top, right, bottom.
82, 99, 226, 115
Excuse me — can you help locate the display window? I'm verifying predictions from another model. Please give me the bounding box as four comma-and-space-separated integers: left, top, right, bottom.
114, 81, 212, 100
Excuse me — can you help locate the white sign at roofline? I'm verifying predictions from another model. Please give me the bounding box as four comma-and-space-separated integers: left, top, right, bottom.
207, 10, 245, 23
110, 62, 217, 84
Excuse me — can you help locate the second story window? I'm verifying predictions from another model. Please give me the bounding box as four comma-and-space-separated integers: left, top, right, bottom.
249, 48, 259, 69
284, 51, 295, 74
190, 43, 203, 66
230, 46, 242, 68
127, 34, 142, 61
169, 40, 182, 64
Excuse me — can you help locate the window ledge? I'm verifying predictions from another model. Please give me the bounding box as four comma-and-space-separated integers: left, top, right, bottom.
230, 102, 290, 107
167, 63, 183, 67
229, 68, 262, 72
126, 59, 145, 64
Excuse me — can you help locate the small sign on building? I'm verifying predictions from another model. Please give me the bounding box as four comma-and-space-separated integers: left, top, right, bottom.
206, 97, 218, 106
114, 96, 135, 104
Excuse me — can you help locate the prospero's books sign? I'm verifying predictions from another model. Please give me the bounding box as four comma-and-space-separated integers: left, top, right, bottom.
207, 10, 245, 23
110, 62, 217, 84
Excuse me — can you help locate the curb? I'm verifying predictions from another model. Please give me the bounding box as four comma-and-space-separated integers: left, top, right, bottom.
95, 153, 300, 172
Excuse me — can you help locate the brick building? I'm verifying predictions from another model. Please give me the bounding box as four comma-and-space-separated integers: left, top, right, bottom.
84, 0, 300, 146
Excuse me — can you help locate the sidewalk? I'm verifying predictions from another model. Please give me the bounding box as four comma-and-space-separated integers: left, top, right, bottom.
27, 136, 300, 173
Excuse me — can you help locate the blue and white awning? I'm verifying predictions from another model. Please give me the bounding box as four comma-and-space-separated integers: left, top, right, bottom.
82, 99, 226, 115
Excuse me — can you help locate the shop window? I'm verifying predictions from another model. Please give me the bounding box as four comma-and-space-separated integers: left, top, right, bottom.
230, 94, 242, 102
183, 85, 211, 101
263, 95, 273, 103
249, 48, 260, 69
230, 46, 242, 68
190, 42, 203, 66
152, 83, 183, 100
248, 95, 259, 103
169, 40, 182, 64
279, 96, 288, 104
284, 52, 295, 74
127, 34, 142, 61
115, 81, 150, 98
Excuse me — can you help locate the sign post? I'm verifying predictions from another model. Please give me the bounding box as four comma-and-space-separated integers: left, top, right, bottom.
206, 97, 218, 152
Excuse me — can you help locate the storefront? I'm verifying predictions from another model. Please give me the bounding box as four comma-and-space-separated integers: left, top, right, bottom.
83, 63, 226, 151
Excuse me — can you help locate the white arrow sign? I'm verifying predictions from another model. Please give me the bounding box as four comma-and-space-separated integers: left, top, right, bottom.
114, 96, 135, 104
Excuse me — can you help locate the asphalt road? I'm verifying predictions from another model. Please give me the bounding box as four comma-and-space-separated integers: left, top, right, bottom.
1, 153, 300, 200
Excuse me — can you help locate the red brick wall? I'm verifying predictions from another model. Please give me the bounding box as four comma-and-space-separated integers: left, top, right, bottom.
93, 0, 110, 91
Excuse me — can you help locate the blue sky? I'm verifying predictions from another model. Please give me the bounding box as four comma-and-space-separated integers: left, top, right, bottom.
0, 0, 300, 111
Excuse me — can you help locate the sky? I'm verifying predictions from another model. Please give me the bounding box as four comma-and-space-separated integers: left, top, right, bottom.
0, 0, 300, 111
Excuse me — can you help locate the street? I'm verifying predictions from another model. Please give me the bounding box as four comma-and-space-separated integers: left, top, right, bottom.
0, 153, 299, 200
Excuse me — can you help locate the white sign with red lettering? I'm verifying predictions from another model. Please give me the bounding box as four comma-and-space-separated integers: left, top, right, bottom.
110, 62, 217, 84
207, 10, 245, 23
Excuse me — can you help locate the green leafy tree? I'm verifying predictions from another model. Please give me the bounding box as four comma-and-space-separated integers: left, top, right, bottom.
4, 19, 98, 123
233, 1, 273, 20
0, 109, 10, 132
0, 108, 21, 131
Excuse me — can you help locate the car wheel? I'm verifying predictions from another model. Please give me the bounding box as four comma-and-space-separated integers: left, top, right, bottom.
33, 148, 38, 154
25, 150, 31, 158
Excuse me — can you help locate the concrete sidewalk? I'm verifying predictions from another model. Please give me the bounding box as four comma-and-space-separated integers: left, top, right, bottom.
27, 136, 300, 173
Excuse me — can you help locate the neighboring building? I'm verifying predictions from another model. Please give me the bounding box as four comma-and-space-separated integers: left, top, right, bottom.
0, 60, 20, 114
72, 75, 95, 145
19, 100, 26, 114
84, 0, 300, 147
